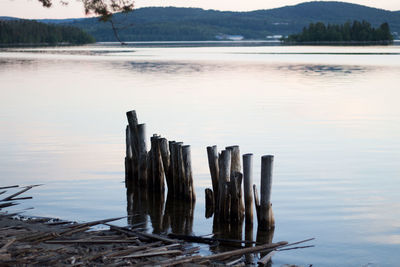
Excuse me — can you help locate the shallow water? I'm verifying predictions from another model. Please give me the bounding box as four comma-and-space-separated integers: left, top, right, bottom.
1, 43, 400, 266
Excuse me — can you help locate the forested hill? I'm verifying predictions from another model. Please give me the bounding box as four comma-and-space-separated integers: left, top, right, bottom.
0, 20, 95, 45
6, 1, 400, 41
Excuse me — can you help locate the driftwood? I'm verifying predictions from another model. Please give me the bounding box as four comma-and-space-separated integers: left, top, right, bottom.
167, 233, 257, 245
257, 250, 275, 266
197, 241, 288, 262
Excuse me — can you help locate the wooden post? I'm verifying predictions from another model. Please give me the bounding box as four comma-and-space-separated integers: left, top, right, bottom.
159, 138, 171, 191
230, 172, 244, 223
182, 145, 195, 201
168, 141, 176, 196
253, 184, 260, 224
151, 136, 165, 194
218, 149, 231, 220
243, 153, 254, 224
206, 146, 219, 205
172, 142, 183, 197
126, 110, 139, 163
136, 124, 148, 188
176, 142, 186, 198
226, 146, 245, 217
260, 155, 275, 230
205, 188, 214, 218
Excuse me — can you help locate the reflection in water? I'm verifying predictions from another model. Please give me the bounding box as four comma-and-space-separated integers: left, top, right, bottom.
126, 188, 194, 235
126, 61, 206, 74
277, 64, 367, 76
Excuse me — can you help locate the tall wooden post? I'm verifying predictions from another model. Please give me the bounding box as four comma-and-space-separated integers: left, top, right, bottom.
207, 146, 219, 205
137, 124, 147, 188
260, 155, 275, 230
218, 149, 231, 220
243, 153, 254, 224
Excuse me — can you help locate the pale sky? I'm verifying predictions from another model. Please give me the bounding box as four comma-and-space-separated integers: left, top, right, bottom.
1, 0, 399, 19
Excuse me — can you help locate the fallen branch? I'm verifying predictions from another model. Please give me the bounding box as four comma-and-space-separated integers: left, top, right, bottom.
196, 241, 288, 263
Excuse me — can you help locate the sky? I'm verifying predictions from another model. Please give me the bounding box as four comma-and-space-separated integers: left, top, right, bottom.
0, 0, 399, 19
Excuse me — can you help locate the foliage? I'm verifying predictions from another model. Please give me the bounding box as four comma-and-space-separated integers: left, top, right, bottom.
37, 0, 134, 21
282, 21, 394, 43
0, 19, 95, 45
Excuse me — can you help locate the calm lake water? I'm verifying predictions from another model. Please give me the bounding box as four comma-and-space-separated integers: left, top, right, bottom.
1, 43, 400, 266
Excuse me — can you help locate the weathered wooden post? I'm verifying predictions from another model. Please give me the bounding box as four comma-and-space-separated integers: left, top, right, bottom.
217, 149, 231, 221
151, 135, 165, 194
137, 123, 148, 188
243, 153, 254, 224
205, 188, 214, 218
230, 172, 243, 223
206, 146, 219, 205
259, 155, 275, 230
125, 126, 133, 188
126, 110, 139, 184
182, 145, 196, 202
226, 146, 244, 221
159, 138, 171, 191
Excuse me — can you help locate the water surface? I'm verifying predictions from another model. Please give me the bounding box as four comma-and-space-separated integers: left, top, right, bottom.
1, 44, 400, 266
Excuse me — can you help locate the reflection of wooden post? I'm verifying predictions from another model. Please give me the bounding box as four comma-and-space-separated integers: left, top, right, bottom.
207, 146, 219, 205
260, 155, 275, 230
137, 124, 147, 188
243, 153, 253, 224
218, 150, 231, 220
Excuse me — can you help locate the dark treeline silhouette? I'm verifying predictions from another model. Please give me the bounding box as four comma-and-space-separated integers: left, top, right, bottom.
283, 20, 394, 43
0, 19, 95, 45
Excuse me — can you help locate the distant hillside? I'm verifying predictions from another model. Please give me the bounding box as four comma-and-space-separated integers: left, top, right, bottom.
0, 20, 95, 45
42, 1, 400, 41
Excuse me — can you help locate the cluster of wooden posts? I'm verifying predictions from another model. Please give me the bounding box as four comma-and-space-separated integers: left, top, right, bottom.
206, 146, 275, 230
125, 110, 275, 231
125, 110, 196, 203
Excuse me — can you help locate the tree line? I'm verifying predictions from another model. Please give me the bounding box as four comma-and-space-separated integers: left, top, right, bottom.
283, 20, 394, 43
0, 19, 95, 45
